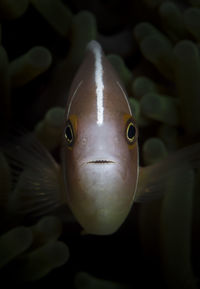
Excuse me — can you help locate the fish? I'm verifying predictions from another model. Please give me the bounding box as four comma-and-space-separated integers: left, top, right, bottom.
62, 40, 139, 234
3, 40, 200, 235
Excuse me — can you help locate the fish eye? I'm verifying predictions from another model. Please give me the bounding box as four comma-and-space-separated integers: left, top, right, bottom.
65, 120, 74, 146
126, 120, 136, 144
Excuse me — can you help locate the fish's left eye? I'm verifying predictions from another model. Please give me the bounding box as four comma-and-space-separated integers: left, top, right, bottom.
65, 120, 74, 146
126, 120, 136, 144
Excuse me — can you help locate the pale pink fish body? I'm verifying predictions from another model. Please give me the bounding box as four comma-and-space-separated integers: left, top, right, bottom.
62, 40, 139, 235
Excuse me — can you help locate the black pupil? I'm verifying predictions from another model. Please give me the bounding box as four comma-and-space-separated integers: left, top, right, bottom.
128, 124, 135, 139
66, 125, 73, 141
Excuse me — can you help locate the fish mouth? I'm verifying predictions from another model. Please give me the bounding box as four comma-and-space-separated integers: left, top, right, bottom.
87, 160, 115, 164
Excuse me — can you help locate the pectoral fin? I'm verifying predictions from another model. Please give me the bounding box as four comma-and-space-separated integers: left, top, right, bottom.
135, 142, 200, 202
2, 131, 65, 218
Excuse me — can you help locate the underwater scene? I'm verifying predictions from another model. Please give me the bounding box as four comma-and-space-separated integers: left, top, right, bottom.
0, 0, 200, 288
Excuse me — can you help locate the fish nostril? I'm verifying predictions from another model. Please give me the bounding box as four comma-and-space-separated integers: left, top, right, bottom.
87, 160, 115, 164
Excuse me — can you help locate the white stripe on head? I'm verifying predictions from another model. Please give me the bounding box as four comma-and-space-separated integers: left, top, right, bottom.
87, 41, 104, 126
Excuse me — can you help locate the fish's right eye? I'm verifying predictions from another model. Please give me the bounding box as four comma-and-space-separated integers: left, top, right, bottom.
65, 120, 74, 146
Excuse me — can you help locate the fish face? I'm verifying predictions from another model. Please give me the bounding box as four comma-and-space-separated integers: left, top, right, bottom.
62, 40, 139, 234
63, 117, 138, 234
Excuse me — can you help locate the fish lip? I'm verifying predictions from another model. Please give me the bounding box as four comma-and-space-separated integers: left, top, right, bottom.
86, 160, 116, 164
79, 157, 118, 167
